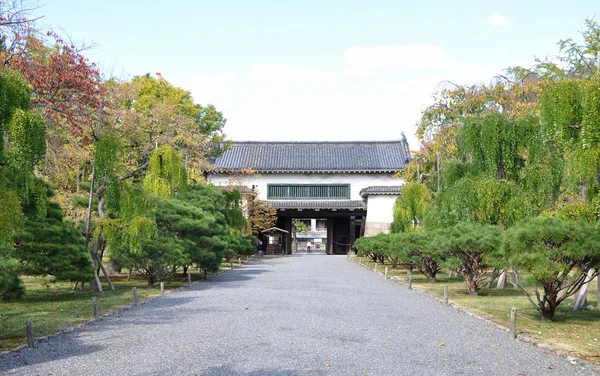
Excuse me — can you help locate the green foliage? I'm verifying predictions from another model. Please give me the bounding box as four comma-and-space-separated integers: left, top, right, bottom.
354, 233, 391, 262
14, 201, 93, 282
107, 184, 249, 286
0, 67, 30, 157
436, 222, 502, 295
8, 109, 46, 173
0, 245, 24, 300
391, 182, 432, 233
94, 134, 122, 176
222, 189, 247, 232
503, 218, 600, 320
459, 113, 522, 179
390, 231, 442, 281
143, 145, 187, 198
0, 190, 24, 245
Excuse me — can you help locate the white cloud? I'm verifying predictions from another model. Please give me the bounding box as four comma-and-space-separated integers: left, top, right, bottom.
181, 44, 504, 150
180, 73, 237, 103
488, 12, 510, 27
248, 63, 339, 83
344, 44, 456, 75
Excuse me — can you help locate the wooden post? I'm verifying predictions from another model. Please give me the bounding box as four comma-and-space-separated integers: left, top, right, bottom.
230, 262, 234, 270
408, 274, 413, 290
92, 297, 99, 320
187, 272, 192, 287
160, 282, 164, 297
384, 267, 388, 280
444, 286, 449, 305
359, 257, 362, 265
132, 287, 139, 308
238, 257, 241, 267
374, 264, 377, 273
510, 308, 517, 339
26, 320, 34, 348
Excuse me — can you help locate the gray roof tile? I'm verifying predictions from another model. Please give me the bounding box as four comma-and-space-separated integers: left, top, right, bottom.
267, 200, 367, 210
359, 186, 402, 197
212, 139, 412, 172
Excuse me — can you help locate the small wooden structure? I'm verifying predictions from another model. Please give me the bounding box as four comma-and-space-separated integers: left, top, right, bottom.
261, 227, 290, 255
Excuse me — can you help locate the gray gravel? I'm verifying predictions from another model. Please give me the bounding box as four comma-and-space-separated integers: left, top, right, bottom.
0, 255, 598, 376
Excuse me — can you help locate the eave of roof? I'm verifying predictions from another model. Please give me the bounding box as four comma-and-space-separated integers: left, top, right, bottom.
267, 200, 367, 210
359, 186, 403, 198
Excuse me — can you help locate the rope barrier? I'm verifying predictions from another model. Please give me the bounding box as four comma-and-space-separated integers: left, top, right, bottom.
0, 326, 27, 339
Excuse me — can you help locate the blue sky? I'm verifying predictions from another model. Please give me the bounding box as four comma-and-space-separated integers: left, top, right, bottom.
38, 0, 598, 148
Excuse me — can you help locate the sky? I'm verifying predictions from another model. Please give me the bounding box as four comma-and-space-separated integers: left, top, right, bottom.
35, 0, 599, 149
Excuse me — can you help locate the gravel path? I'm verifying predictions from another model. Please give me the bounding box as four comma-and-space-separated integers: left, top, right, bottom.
0, 255, 597, 376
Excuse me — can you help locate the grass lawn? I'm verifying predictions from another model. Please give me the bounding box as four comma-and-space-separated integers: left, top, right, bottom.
355, 256, 600, 365
0, 256, 253, 352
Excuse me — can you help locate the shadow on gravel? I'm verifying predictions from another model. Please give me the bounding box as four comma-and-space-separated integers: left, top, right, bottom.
139, 364, 318, 376
200, 266, 273, 289
0, 341, 105, 373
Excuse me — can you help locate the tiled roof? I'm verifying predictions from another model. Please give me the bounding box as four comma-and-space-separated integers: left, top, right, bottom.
267, 200, 367, 210
211, 138, 412, 173
359, 186, 402, 197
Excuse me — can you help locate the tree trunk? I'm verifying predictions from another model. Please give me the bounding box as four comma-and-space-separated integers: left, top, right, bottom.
95, 254, 115, 290
464, 275, 479, 296
84, 164, 103, 293
497, 147, 507, 180
148, 278, 154, 288
182, 265, 189, 276
539, 290, 558, 321
540, 304, 557, 321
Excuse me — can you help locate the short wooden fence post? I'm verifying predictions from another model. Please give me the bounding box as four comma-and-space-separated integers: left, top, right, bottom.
187, 272, 192, 287
374, 264, 377, 273
359, 257, 362, 266
132, 287, 139, 308
93, 297, 99, 320
238, 257, 241, 267
408, 274, 413, 290
384, 267, 388, 280
26, 320, 34, 348
510, 308, 517, 339
160, 282, 165, 297
443, 286, 448, 305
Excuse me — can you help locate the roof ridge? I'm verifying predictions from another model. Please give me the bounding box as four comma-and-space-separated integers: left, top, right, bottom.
228, 140, 405, 144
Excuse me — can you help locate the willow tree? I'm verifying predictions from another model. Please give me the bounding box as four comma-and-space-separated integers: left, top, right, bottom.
0, 66, 45, 299
390, 182, 432, 233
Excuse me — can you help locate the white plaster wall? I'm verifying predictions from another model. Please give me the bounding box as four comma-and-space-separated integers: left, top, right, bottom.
365, 195, 398, 224
208, 172, 403, 201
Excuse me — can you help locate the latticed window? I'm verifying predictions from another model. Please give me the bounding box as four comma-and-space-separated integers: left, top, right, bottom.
267, 184, 350, 199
